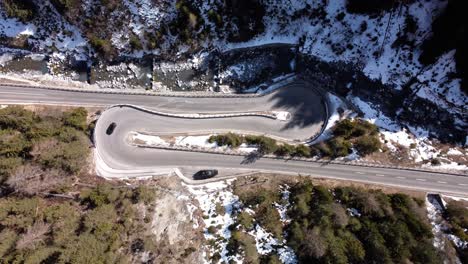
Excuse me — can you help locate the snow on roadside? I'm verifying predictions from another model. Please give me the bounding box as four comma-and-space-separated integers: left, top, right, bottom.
131, 132, 169, 146
426, 196, 448, 250
447, 148, 464, 156
349, 96, 466, 170
423, 162, 468, 172
0, 53, 14, 67
129, 132, 258, 153
243, 74, 296, 94
183, 180, 243, 264
312, 93, 349, 143
442, 195, 468, 203
272, 111, 291, 121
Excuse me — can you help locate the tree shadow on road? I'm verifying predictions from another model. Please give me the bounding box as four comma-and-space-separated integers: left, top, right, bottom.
241, 151, 263, 164
268, 82, 327, 134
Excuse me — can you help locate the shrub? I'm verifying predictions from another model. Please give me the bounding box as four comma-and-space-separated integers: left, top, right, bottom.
39, 140, 89, 174
328, 137, 352, 157
3, 0, 37, 22
445, 201, 468, 241
430, 158, 441, 166
355, 135, 381, 156
0, 130, 31, 158
62, 107, 88, 131
333, 119, 378, 139
245, 135, 277, 154
50, 0, 81, 14
0, 105, 37, 132
293, 144, 311, 157
274, 144, 295, 156
238, 211, 254, 230
89, 36, 115, 58
129, 34, 143, 50
208, 133, 243, 147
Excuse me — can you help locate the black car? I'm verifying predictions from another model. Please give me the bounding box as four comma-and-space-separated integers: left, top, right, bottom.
193, 170, 218, 180
106, 122, 117, 135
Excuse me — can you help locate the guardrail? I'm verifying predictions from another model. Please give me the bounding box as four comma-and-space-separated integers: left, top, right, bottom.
104, 104, 278, 120
2, 75, 297, 98
133, 143, 468, 177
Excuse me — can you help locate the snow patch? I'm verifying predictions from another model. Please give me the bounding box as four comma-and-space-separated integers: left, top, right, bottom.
183, 180, 243, 263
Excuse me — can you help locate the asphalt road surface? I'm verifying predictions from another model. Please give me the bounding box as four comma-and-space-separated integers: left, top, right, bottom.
1, 84, 467, 196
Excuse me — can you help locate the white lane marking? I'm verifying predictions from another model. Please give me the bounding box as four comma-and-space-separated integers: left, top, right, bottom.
0, 91, 45, 95
375, 174, 385, 177
355, 171, 365, 175
396, 176, 406, 179
416, 179, 426, 182
458, 184, 468, 186
437, 181, 447, 184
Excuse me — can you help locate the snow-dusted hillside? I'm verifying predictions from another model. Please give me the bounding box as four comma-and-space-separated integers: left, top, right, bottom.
1, 0, 466, 155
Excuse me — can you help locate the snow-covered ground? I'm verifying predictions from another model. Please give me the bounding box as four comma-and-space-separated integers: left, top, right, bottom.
130, 132, 258, 153
312, 92, 350, 143
426, 195, 467, 263
1, 0, 466, 172
182, 179, 298, 264
183, 180, 243, 264
426, 195, 449, 251
350, 95, 467, 172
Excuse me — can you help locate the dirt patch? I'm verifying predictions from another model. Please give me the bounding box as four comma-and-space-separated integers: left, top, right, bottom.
145, 176, 205, 263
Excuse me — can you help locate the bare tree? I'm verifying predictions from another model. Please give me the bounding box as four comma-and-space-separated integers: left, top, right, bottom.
331, 203, 349, 227
16, 221, 50, 250
29, 138, 58, 158
303, 227, 328, 259
7, 165, 69, 195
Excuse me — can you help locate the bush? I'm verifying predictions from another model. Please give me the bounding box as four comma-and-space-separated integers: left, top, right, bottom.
430, 158, 441, 166
89, 36, 115, 58
238, 211, 254, 230
0, 130, 31, 158
50, 0, 81, 14
62, 107, 88, 131
39, 140, 89, 174
315, 119, 381, 158
333, 119, 378, 139
328, 137, 352, 157
355, 135, 381, 156
245, 135, 277, 154
445, 201, 468, 241
275, 144, 295, 156
3, 0, 37, 22
208, 133, 243, 147
0, 105, 37, 132
294, 144, 311, 157
129, 34, 143, 50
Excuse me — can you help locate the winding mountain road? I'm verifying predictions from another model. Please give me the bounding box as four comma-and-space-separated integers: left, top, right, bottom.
1, 83, 467, 196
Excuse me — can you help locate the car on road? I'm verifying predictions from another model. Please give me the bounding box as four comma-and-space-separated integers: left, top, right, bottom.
193, 169, 218, 180
106, 122, 117, 135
